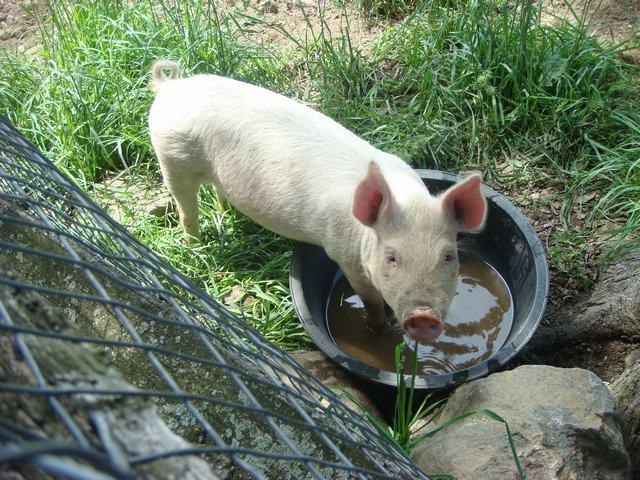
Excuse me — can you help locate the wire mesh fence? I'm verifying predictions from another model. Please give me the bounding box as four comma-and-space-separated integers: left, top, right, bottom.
0, 117, 431, 480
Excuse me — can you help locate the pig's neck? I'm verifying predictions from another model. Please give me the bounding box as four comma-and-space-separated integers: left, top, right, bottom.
358, 227, 379, 286
320, 216, 372, 283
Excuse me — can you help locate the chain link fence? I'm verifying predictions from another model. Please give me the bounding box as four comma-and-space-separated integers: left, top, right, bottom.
0, 117, 432, 480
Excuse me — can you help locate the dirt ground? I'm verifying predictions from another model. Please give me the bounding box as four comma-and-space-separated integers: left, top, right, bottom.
230, 0, 387, 54
0, 0, 39, 52
2, 0, 638, 55
541, 0, 640, 64
1, 0, 638, 382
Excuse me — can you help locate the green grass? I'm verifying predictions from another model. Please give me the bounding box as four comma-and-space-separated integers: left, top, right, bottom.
0, 0, 638, 350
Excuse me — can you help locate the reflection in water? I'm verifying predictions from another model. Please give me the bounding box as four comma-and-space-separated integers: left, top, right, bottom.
327, 261, 514, 375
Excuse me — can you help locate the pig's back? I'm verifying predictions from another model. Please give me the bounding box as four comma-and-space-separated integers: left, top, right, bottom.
149, 73, 373, 167
149, 74, 424, 244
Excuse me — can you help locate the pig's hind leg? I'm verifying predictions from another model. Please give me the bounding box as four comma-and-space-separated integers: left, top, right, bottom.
158, 157, 203, 244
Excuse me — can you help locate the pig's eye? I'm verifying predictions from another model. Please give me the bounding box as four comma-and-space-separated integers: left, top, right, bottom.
384, 253, 398, 266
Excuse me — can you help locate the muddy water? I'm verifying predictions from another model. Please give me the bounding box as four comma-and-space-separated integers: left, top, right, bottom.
327, 261, 514, 375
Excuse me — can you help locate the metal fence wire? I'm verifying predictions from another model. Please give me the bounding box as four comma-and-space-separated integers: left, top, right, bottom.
0, 117, 432, 480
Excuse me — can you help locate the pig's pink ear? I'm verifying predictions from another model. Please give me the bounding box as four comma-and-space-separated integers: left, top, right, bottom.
440, 174, 487, 231
352, 161, 393, 227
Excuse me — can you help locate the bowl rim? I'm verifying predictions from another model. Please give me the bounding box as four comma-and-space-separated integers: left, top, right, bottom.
289, 169, 549, 389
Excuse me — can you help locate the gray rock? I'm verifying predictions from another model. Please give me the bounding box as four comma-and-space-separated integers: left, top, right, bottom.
521, 251, 640, 383
411, 365, 631, 480
611, 360, 640, 475
530, 251, 640, 349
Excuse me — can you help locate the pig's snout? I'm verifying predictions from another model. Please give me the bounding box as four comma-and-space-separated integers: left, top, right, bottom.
403, 307, 444, 342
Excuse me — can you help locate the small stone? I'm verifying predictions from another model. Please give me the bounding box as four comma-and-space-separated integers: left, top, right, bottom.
224, 284, 246, 304
242, 295, 255, 306
260, 0, 279, 14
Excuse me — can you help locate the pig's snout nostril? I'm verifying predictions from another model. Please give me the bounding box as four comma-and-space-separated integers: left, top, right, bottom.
403, 309, 444, 343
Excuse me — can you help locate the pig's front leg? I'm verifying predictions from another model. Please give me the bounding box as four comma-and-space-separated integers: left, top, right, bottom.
342, 269, 392, 334
361, 295, 393, 334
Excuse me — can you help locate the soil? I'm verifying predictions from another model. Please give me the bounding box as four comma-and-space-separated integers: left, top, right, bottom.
533, 340, 633, 380
1, 0, 638, 383
0, 0, 39, 53
228, 0, 387, 55
541, 0, 640, 65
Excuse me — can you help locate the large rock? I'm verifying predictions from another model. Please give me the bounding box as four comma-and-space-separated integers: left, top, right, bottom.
611, 354, 640, 475
411, 365, 631, 479
523, 251, 640, 382
533, 251, 640, 346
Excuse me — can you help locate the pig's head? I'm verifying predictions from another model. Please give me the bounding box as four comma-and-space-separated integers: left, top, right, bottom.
352, 161, 487, 343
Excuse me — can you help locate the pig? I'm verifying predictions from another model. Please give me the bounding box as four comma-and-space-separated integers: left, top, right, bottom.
148, 60, 487, 343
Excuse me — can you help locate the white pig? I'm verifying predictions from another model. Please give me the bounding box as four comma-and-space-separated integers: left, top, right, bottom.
148, 60, 487, 343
